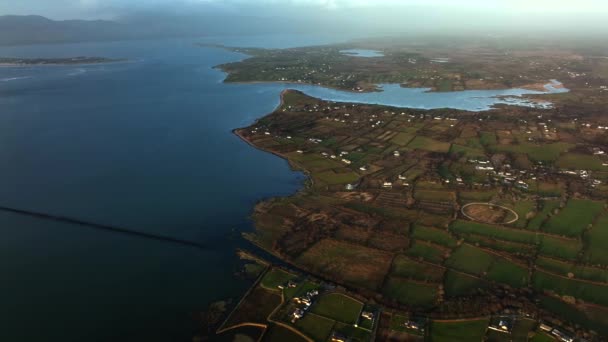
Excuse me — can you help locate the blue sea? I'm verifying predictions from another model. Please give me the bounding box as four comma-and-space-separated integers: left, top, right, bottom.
0, 35, 566, 341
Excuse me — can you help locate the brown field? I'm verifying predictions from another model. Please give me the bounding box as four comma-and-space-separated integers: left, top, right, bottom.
296, 238, 393, 290
462, 203, 518, 224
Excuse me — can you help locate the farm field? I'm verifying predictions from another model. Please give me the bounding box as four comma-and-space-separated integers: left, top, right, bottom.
542, 199, 604, 237
428, 319, 489, 342
311, 293, 363, 324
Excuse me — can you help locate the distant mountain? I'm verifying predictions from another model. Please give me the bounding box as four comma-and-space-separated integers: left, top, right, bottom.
0, 15, 132, 45
0, 14, 344, 46
0, 14, 315, 46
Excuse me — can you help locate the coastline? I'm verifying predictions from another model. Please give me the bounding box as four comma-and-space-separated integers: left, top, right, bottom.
232, 90, 314, 189
0, 58, 129, 68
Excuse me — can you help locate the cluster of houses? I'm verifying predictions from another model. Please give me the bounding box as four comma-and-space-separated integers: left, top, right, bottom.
539, 323, 575, 342
403, 318, 425, 333
488, 316, 513, 334
290, 289, 319, 323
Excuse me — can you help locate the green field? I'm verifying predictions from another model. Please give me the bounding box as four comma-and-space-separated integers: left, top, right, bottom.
414, 190, 456, 202
536, 256, 608, 283
406, 240, 447, 264
479, 132, 497, 146
459, 190, 498, 202
294, 313, 335, 342
556, 153, 605, 171
584, 213, 608, 265
512, 200, 536, 228
445, 244, 495, 276
311, 293, 363, 324
543, 200, 604, 237
391, 255, 445, 282
538, 236, 582, 260
383, 277, 438, 308
428, 319, 489, 342
450, 220, 538, 244
315, 169, 360, 185
527, 201, 560, 230
533, 270, 608, 306
412, 225, 458, 248
444, 270, 488, 297
407, 136, 451, 153
390, 132, 416, 145
449, 144, 486, 158
486, 258, 529, 288
260, 268, 297, 290
539, 295, 608, 336
492, 142, 573, 162
463, 234, 536, 257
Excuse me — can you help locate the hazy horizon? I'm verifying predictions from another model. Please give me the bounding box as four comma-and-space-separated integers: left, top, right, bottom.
2, 0, 608, 38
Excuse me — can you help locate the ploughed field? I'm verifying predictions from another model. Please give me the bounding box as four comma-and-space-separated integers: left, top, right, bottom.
238, 89, 608, 337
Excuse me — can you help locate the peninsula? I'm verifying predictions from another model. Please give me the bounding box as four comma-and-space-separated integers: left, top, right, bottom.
211, 38, 608, 341
0, 56, 124, 66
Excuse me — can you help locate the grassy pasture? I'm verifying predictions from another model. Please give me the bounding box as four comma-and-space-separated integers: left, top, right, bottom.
407, 136, 451, 153
406, 240, 447, 264
533, 270, 608, 306
538, 235, 582, 260
414, 190, 456, 202
260, 268, 297, 290
445, 244, 495, 276
492, 142, 573, 162
459, 190, 498, 202
462, 234, 536, 257
383, 277, 439, 308
391, 254, 445, 282
294, 313, 335, 342
479, 131, 497, 146
512, 200, 536, 228
556, 153, 605, 171
311, 293, 363, 324
543, 199, 604, 237
486, 258, 529, 288
536, 256, 608, 283
315, 169, 360, 185
390, 132, 416, 145
584, 213, 608, 266
450, 144, 486, 157
428, 319, 489, 342
444, 270, 488, 297
412, 225, 458, 248
527, 200, 560, 230
536, 182, 565, 197
450, 220, 538, 245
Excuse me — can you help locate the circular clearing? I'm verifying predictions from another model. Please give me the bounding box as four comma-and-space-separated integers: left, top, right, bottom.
461, 202, 518, 225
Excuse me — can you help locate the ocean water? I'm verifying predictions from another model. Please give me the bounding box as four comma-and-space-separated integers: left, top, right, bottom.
0, 35, 566, 341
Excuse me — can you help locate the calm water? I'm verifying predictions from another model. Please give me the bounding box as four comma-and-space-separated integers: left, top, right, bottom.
0, 35, 566, 342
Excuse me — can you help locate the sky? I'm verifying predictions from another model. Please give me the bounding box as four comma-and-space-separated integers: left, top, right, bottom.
1, 0, 608, 19
1, 0, 608, 36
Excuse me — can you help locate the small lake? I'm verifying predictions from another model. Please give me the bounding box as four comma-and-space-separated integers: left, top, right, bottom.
340, 49, 384, 58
